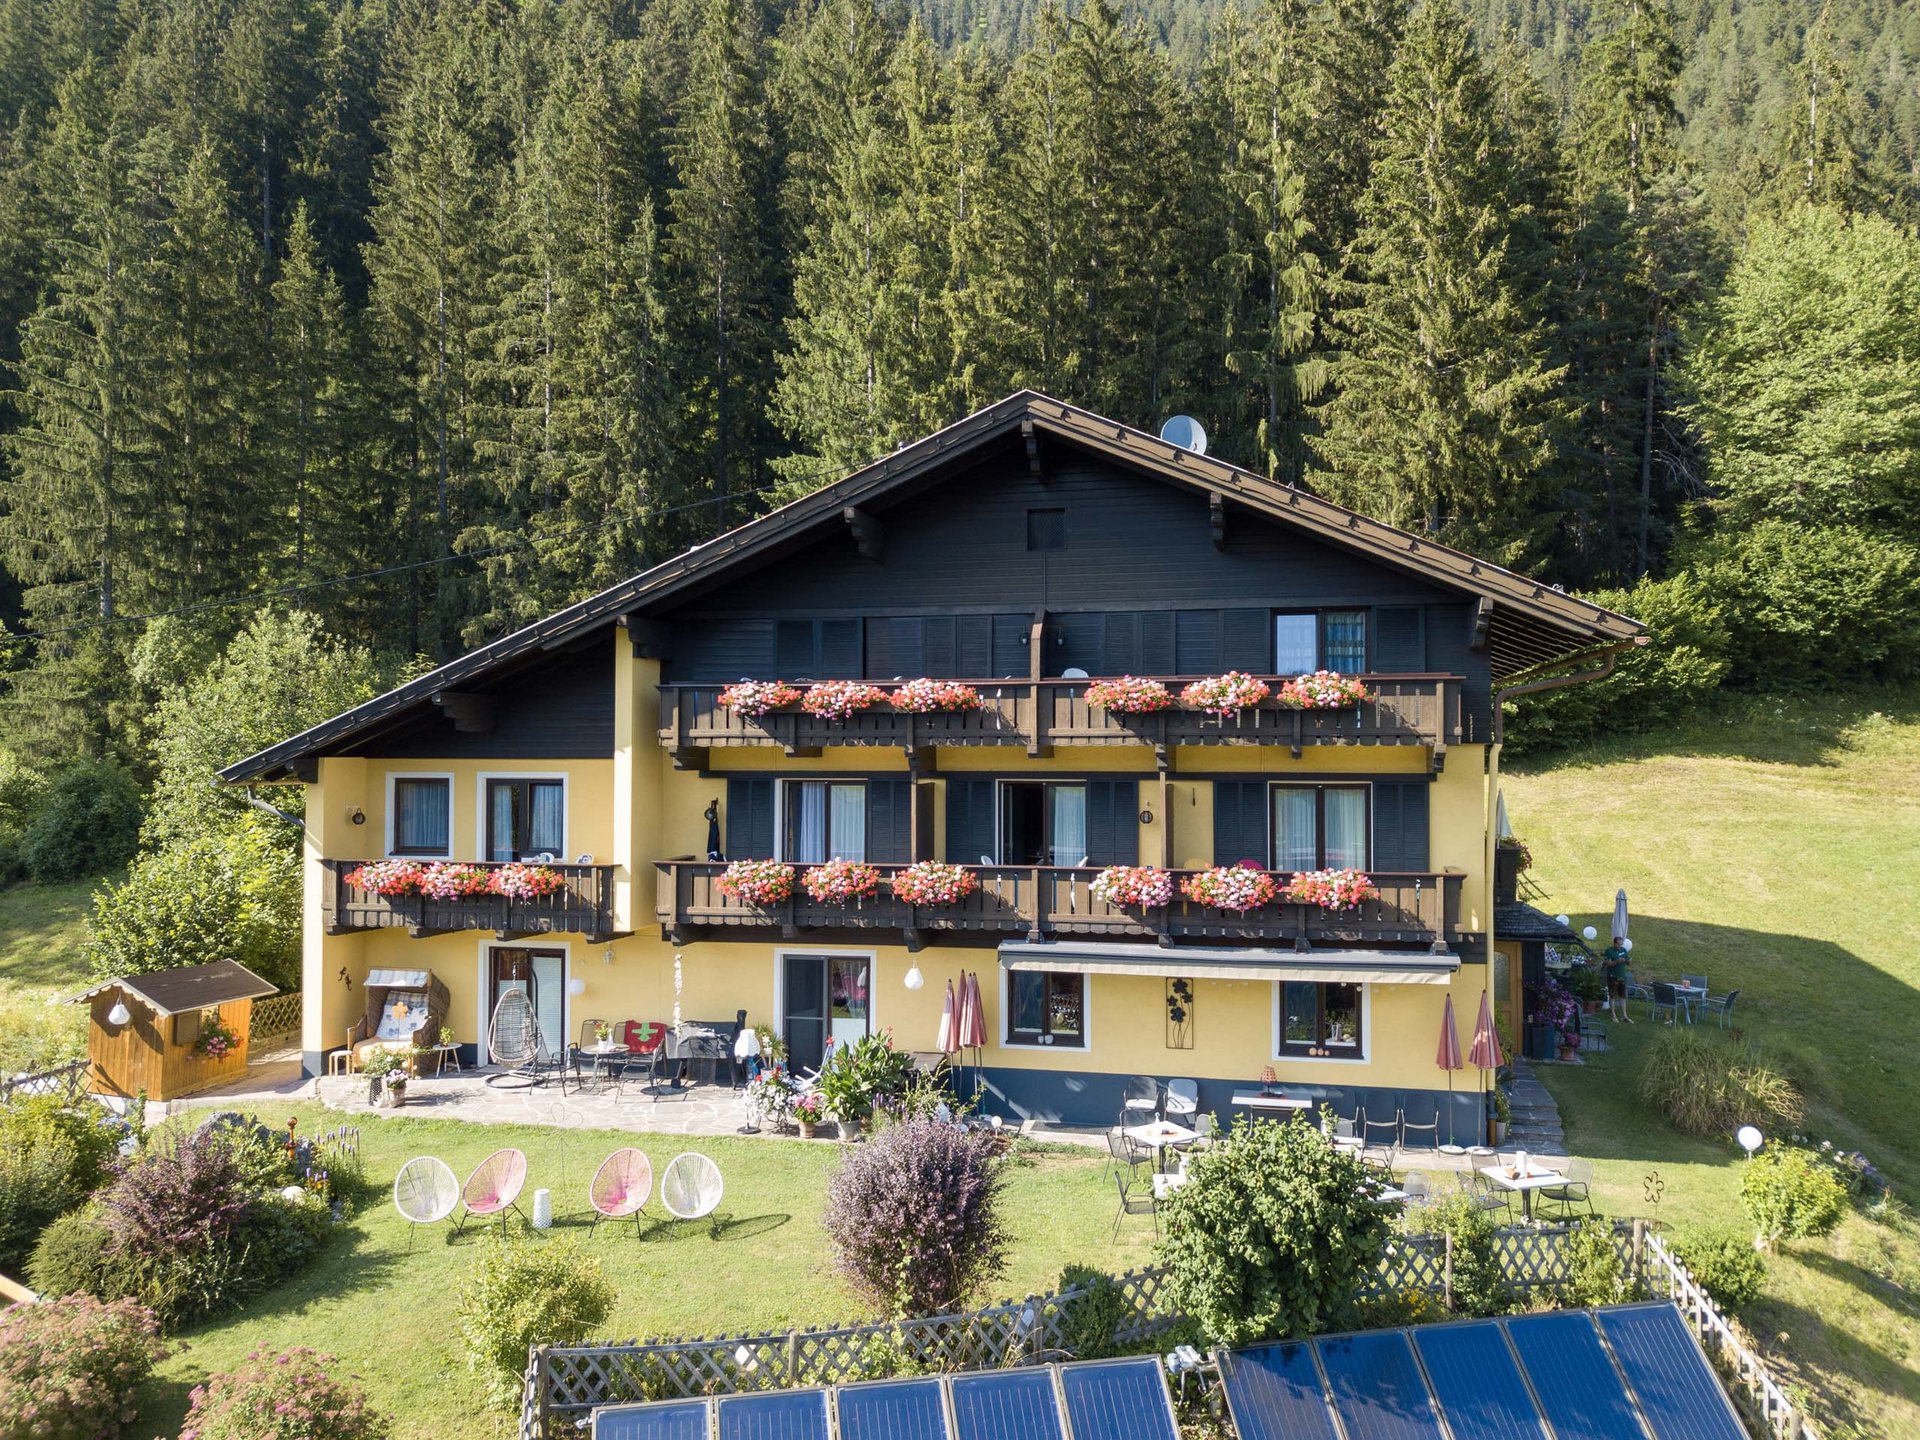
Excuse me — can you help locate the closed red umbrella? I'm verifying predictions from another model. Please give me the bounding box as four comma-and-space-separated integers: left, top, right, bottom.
1467, 991, 1505, 1070
961, 971, 987, 1049
1437, 993, 1464, 1147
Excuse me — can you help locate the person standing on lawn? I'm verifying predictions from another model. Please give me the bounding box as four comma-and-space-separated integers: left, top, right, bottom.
1603, 935, 1633, 1022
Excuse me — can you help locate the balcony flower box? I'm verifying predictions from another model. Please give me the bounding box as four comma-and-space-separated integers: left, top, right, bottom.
1283, 867, 1382, 911
802, 681, 890, 720
489, 863, 567, 900
891, 678, 982, 713
1084, 676, 1175, 713
1090, 864, 1175, 908
1180, 862, 1278, 913
342, 859, 426, 897
891, 862, 978, 906
717, 681, 802, 716
1276, 671, 1374, 710
802, 859, 883, 904
1180, 671, 1272, 716
419, 862, 493, 899
716, 860, 796, 907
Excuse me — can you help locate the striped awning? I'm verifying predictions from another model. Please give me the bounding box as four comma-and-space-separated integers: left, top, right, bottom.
997, 941, 1459, 986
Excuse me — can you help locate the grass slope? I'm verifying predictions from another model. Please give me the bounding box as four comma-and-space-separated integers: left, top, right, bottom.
1507, 686, 1920, 1440
0, 877, 96, 1069
134, 1106, 1156, 1440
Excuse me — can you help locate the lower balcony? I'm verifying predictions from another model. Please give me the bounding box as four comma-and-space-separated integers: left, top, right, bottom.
655, 863, 1463, 950
323, 860, 623, 942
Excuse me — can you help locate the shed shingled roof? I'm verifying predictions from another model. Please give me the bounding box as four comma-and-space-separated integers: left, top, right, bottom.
221, 390, 1643, 783
71, 960, 279, 1017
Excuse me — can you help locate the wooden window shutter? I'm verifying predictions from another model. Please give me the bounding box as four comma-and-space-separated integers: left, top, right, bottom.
990, 615, 1029, 677
1140, 611, 1176, 674
819, 619, 861, 677
1221, 609, 1272, 671
1101, 613, 1140, 675
726, 778, 775, 859
865, 780, 912, 864
775, 620, 815, 675
1175, 610, 1221, 673
945, 778, 998, 865
1083, 780, 1137, 867
1375, 606, 1426, 673
958, 616, 993, 676
922, 617, 957, 676
1051, 613, 1102, 675
1212, 780, 1269, 868
1371, 781, 1430, 871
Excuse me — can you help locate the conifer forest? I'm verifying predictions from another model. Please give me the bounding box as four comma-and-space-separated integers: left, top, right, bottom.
1, 0, 1918, 771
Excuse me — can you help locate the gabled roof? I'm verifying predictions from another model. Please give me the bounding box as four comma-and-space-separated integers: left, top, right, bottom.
72, 960, 279, 1016
222, 391, 1641, 782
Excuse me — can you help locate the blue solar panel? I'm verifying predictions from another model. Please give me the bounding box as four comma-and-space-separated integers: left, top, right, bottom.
715, 1388, 830, 1440
1216, 1341, 1338, 1440
1316, 1329, 1447, 1440
592, 1398, 710, 1440
834, 1377, 950, 1440
1506, 1311, 1647, 1440
1412, 1320, 1549, 1440
1598, 1304, 1747, 1440
948, 1368, 1064, 1440
1058, 1357, 1178, 1440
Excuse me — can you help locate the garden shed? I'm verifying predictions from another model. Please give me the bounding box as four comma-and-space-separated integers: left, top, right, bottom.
72, 960, 279, 1101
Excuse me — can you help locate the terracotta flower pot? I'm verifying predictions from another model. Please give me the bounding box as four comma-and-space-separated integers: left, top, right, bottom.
797, 1121, 817, 1140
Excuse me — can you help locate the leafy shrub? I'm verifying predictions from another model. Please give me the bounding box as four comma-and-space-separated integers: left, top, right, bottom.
0, 1293, 165, 1440
1741, 1147, 1850, 1248
0, 1096, 122, 1273
1400, 1193, 1507, 1317
823, 1118, 1009, 1318
20, 758, 144, 882
1056, 1265, 1132, 1360
1636, 1027, 1803, 1138
179, 1346, 391, 1440
813, 1032, 914, 1123
0, 749, 48, 883
456, 1237, 614, 1409
1559, 1218, 1637, 1307
1157, 1118, 1393, 1345
83, 826, 301, 991
28, 1207, 143, 1300
1673, 1227, 1767, 1311
0, 985, 88, 1072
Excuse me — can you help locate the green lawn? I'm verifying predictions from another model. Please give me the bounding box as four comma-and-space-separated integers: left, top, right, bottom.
1507, 685, 1920, 1440
0, 877, 97, 1069
133, 1105, 1157, 1440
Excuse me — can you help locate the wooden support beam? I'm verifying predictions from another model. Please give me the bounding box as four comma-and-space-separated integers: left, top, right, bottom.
1021, 419, 1046, 481
843, 506, 884, 560
433, 691, 497, 734
1208, 490, 1226, 550
618, 616, 675, 660
1468, 596, 1494, 651
285, 757, 319, 783
902, 927, 924, 954
669, 747, 708, 773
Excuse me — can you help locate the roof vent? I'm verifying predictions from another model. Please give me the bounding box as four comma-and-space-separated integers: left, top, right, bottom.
1158, 415, 1208, 455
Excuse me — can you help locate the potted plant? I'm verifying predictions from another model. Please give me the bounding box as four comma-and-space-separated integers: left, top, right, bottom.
718, 680, 803, 716
801, 681, 889, 720
891, 678, 982, 712
892, 861, 979, 906
1083, 676, 1175, 713
1492, 1087, 1511, 1143
1524, 978, 1576, 1061
1282, 867, 1382, 911
1179, 671, 1272, 716
1089, 864, 1175, 908
794, 1092, 825, 1139
801, 858, 883, 904
1180, 862, 1278, 913
1567, 964, 1607, 1014
715, 859, 797, 907
1275, 671, 1374, 709
360, 1048, 409, 1106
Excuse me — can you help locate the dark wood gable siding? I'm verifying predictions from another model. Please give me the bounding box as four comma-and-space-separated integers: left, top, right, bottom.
343, 643, 614, 758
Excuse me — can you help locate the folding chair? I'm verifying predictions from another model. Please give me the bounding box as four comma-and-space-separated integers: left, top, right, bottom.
1112, 1171, 1158, 1242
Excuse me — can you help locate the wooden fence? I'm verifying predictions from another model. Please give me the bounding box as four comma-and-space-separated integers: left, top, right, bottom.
521, 1221, 1816, 1440
248, 991, 302, 1045
0, 1057, 91, 1108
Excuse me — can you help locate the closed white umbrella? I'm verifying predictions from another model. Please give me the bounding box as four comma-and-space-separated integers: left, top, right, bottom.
1612, 888, 1630, 943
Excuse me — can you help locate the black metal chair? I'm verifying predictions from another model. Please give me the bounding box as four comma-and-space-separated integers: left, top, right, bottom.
1111, 1172, 1158, 1242
1121, 1075, 1160, 1125
1539, 1158, 1596, 1220
1649, 982, 1681, 1025
1699, 988, 1740, 1029
1104, 1127, 1149, 1180
1360, 1108, 1401, 1166
1399, 1108, 1440, 1152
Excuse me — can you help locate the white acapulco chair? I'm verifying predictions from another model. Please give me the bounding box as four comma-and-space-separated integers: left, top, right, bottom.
393, 1156, 460, 1249
660, 1152, 724, 1231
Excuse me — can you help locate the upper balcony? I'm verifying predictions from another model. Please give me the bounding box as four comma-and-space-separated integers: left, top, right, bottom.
655, 862, 1463, 952
657, 675, 1462, 769
322, 861, 624, 943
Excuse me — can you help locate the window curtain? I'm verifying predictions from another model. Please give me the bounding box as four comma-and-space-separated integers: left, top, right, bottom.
397, 780, 449, 854
791, 782, 828, 863
1049, 785, 1088, 866
1273, 788, 1318, 872
1324, 611, 1367, 672
1274, 614, 1317, 674
528, 783, 564, 856
829, 783, 866, 861
1324, 789, 1368, 868
488, 784, 516, 861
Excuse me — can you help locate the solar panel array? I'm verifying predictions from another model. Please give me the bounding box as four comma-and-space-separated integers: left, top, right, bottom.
1218, 1302, 1749, 1440
591, 1303, 1745, 1440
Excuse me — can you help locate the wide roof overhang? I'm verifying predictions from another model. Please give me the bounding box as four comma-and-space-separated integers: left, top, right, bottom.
997, 940, 1461, 986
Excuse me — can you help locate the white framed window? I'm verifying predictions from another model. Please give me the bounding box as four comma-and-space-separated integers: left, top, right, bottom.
1271, 783, 1370, 871
1272, 982, 1370, 1062
996, 780, 1088, 866
778, 780, 867, 862
478, 773, 568, 862
1273, 610, 1369, 673
1000, 966, 1090, 1050
386, 773, 453, 857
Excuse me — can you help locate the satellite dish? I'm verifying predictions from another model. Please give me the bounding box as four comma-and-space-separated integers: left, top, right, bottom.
1159, 415, 1208, 455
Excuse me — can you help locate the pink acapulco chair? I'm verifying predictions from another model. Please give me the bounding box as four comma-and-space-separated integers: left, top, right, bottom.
457, 1148, 528, 1234
588, 1148, 653, 1236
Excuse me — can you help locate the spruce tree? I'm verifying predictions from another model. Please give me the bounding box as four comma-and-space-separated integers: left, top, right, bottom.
1569, 0, 1682, 213
1311, 0, 1567, 563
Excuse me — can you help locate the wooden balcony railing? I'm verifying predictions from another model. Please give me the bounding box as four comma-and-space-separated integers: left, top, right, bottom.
656, 862, 1463, 951
657, 676, 1462, 765
323, 860, 622, 942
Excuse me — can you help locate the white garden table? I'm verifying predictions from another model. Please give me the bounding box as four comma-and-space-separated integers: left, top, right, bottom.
1125, 1119, 1198, 1172
1479, 1162, 1569, 1223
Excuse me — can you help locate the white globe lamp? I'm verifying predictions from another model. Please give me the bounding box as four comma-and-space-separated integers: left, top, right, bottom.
1582, 925, 1598, 941
1737, 1125, 1763, 1158
1555, 914, 1570, 927
903, 962, 925, 991
565, 976, 586, 997
1622, 938, 1633, 952
107, 1000, 131, 1027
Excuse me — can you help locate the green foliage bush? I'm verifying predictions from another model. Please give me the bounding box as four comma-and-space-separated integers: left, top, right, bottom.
28, 1206, 142, 1300
0, 750, 48, 883
20, 758, 144, 882
1056, 1265, 1133, 1360
1673, 1227, 1767, 1310
1399, 1193, 1508, 1317
0, 1097, 122, 1273
178, 1346, 392, 1440
456, 1237, 615, 1409
1559, 1218, 1637, 1307
1635, 1027, 1803, 1138
1157, 1118, 1393, 1345
0, 1293, 165, 1440
83, 824, 301, 990
1741, 1147, 1850, 1247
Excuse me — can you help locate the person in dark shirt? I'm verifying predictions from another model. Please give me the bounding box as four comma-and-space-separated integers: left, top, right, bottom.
1603, 936, 1633, 1022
